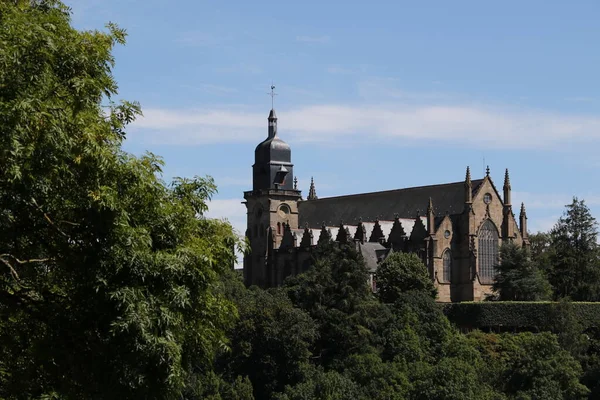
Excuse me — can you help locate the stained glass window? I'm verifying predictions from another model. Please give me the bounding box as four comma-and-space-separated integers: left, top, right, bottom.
478, 220, 499, 282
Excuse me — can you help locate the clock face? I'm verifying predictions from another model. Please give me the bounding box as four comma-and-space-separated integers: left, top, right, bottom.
444, 230, 451, 239
483, 193, 492, 204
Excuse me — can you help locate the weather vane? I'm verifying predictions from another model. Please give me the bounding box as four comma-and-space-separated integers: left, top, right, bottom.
268, 83, 277, 109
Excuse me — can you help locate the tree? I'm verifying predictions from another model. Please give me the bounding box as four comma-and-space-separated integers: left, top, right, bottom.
376, 252, 437, 303
218, 287, 317, 399
0, 2, 240, 398
548, 198, 600, 300
284, 242, 383, 368
491, 242, 551, 301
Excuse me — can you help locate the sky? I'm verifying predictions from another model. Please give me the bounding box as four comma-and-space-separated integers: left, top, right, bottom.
68, 0, 600, 242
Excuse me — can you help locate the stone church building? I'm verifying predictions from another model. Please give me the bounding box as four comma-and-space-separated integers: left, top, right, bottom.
243, 108, 530, 302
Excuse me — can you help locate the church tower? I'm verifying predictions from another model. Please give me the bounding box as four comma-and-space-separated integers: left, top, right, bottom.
243, 106, 301, 287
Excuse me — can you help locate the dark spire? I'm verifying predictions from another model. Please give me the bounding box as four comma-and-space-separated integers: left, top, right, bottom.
307, 177, 318, 200
504, 168, 511, 187
503, 168, 511, 206
520, 202, 529, 242
427, 197, 435, 235
464, 166, 473, 205
486, 165, 490, 177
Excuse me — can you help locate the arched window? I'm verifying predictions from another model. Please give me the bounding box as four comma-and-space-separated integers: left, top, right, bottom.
442, 250, 452, 283
277, 222, 281, 235
478, 220, 499, 282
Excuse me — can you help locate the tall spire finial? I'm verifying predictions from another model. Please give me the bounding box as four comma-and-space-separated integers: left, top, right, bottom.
486, 165, 490, 177
465, 166, 473, 205
293, 176, 298, 190
307, 177, 318, 200
503, 168, 512, 206
269, 84, 277, 109
520, 202, 526, 215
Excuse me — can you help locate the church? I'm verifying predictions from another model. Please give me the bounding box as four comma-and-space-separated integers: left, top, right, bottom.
243, 107, 530, 302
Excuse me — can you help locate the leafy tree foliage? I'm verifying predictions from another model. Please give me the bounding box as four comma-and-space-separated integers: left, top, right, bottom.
283, 241, 382, 368
547, 198, 600, 301
376, 251, 437, 303
0, 2, 240, 398
491, 242, 551, 301
219, 286, 317, 399
469, 331, 589, 399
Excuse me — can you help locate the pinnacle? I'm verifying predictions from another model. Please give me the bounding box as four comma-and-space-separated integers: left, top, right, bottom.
308, 177, 318, 200
504, 168, 511, 187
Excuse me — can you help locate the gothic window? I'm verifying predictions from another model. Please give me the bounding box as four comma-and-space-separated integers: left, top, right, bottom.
478, 220, 499, 283
442, 250, 452, 283
277, 222, 281, 235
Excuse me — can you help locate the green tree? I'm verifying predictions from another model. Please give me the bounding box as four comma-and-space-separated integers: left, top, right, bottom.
528, 231, 552, 268
470, 331, 589, 399
0, 2, 240, 398
491, 242, 551, 301
548, 198, 600, 300
219, 287, 317, 399
376, 252, 437, 303
284, 242, 382, 368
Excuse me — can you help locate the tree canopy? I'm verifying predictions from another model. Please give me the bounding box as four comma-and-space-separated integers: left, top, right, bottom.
0, 1, 240, 398
547, 198, 600, 301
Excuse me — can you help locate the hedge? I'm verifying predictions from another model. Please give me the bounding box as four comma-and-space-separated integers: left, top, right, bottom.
441, 302, 600, 331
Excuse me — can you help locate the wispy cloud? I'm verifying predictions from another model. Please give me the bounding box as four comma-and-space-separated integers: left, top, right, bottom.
296, 35, 331, 44
132, 102, 600, 149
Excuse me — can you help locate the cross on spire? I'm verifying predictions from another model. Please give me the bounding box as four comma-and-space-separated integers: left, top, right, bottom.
268, 84, 277, 109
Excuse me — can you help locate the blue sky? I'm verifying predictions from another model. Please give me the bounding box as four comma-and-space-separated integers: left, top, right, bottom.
69, 0, 600, 238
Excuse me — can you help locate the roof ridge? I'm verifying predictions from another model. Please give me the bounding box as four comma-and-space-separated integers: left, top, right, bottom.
310, 179, 484, 202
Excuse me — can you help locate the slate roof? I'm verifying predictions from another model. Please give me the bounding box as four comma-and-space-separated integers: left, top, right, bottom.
298, 179, 483, 227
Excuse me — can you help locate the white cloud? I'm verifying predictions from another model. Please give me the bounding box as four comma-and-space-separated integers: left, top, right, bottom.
204, 198, 247, 268
296, 35, 331, 44
131, 103, 600, 149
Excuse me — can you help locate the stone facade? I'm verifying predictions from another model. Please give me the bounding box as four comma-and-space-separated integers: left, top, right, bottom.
243, 109, 530, 302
